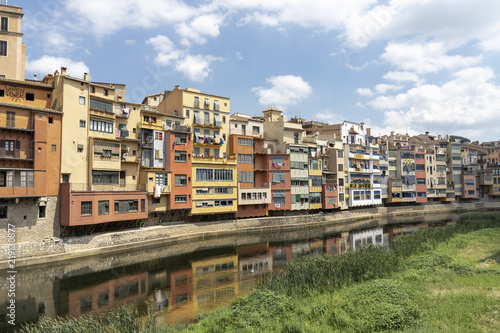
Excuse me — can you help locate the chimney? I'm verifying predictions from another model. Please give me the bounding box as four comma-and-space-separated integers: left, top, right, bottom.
425, 131, 429, 135
83, 72, 89, 81
33, 74, 37, 80
60, 67, 67, 76
366, 128, 371, 136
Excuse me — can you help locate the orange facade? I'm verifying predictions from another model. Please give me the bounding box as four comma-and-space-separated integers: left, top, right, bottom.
165, 126, 192, 211
322, 184, 338, 209
59, 183, 148, 226
0, 79, 61, 198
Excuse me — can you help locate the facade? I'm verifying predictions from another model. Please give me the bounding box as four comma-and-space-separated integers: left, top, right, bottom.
53, 70, 148, 227
262, 107, 309, 211
414, 150, 427, 203
229, 113, 270, 218
159, 86, 237, 217
0, 77, 62, 242
0, 4, 25, 80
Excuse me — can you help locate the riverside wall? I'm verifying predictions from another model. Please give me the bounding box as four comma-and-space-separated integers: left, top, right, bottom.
1, 201, 499, 269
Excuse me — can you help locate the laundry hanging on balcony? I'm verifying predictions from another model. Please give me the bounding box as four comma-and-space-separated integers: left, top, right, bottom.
154, 185, 162, 198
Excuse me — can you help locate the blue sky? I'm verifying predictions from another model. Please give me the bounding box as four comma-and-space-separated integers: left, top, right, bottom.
14, 0, 500, 142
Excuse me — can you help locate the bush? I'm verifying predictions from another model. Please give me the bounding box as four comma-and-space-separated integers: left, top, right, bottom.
330, 279, 421, 332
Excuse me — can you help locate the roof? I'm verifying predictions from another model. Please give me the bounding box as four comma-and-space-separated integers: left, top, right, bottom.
0, 101, 62, 114
0, 77, 53, 89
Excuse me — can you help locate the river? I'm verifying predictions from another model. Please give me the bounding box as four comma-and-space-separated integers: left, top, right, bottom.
0, 212, 457, 331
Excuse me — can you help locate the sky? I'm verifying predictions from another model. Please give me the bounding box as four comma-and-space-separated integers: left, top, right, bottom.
12, 0, 500, 142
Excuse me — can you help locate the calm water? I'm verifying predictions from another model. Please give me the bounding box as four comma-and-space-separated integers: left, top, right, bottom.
0, 213, 457, 331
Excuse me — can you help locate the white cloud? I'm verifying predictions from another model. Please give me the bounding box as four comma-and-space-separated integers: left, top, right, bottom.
374, 83, 402, 94
382, 42, 482, 74
26, 56, 89, 77
146, 34, 183, 66
368, 66, 500, 141
345, 62, 368, 71
176, 13, 225, 46
252, 75, 312, 109
175, 54, 221, 82
125, 39, 136, 45
356, 88, 374, 97
383, 71, 420, 82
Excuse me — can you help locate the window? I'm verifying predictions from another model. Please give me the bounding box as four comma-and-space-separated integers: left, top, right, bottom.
38, 206, 46, 219
80, 120, 86, 127
154, 132, 163, 140
194, 96, 199, 107
141, 199, 145, 212
415, 154, 425, 159
79, 96, 86, 105
193, 147, 200, 156
204, 112, 210, 125
175, 195, 187, 203
238, 154, 253, 163
311, 159, 319, 170
272, 157, 285, 165
272, 171, 285, 183
1, 17, 7, 32
204, 98, 210, 108
48, 117, 53, 124
214, 169, 233, 181
214, 148, 220, 158
81, 201, 92, 216
237, 137, 253, 146
416, 164, 425, 171
26, 93, 35, 101
98, 201, 109, 215
0, 89, 3, 97
417, 192, 426, 198
294, 132, 299, 144
174, 151, 187, 162
213, 113, 221, 126
196, 168, 213, 181
193, 111, 201, 124
77, 144, 84, 153
103, 89, 108, 96
0, 206, 6, 219
338, 150, 343, 158
238, 171, 253, 183
51, 144, 56, 152
92, 170, 119, 185
273, 191, 286, 206
186, 109, 190, 118
90, 98, 113, 112
6, 111, 14, 128
0, 41, 6, 56
174, 133, 187, 144
90, 86, 95, 93
90, 119, 113, 133
114, 200, 138, 213
155, 173, 168, 186
214, 100, 220, 110
175, 174, 187, 186
310, 176, 322, 187
417, 178, 426, 185
223, 115, 226, 124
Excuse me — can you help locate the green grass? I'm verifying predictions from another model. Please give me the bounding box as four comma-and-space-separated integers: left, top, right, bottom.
19, 211, 500, 333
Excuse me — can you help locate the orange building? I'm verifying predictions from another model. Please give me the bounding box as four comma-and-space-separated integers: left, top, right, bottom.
0, 78, 62, 242
164, 123, 192, 220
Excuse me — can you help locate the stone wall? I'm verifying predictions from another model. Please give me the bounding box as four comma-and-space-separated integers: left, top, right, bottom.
1, 201, 499, 268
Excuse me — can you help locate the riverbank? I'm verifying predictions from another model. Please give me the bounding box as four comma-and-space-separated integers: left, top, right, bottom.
18, 211, 500, 333
1, 201, 499, 269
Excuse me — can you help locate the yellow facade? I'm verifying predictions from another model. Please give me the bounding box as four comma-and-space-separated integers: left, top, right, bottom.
191, 156, 237, 215
309, 157, 323, 210
159, 87, 236, 216
0, 5, 25, 80
139, 169, 171, 213
191, 254, 239, 314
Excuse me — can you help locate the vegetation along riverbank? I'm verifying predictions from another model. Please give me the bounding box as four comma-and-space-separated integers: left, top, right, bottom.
19, 211, 500, 333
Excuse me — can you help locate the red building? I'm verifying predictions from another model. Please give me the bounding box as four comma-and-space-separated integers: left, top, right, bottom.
415, 150, 427, 203
322, 172, 338, 210
164, 124, 192, 220
267, 154, 291, 213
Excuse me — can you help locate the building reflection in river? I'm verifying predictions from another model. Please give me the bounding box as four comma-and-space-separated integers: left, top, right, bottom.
0, 216, 457, 331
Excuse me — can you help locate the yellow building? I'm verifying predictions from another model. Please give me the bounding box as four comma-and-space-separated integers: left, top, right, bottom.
0, 4, 25, 80
51, 68, 148, 229
158, 86, 237, 217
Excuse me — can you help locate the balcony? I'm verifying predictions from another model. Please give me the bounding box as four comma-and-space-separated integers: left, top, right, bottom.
69, 183, 147, 192
0, 149, 33, 160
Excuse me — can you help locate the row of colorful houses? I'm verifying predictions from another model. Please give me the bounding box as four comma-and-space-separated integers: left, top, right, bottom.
1, 3, 500, 243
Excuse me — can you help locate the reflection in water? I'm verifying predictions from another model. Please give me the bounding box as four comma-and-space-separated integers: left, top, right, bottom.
0, 214, 457, 331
